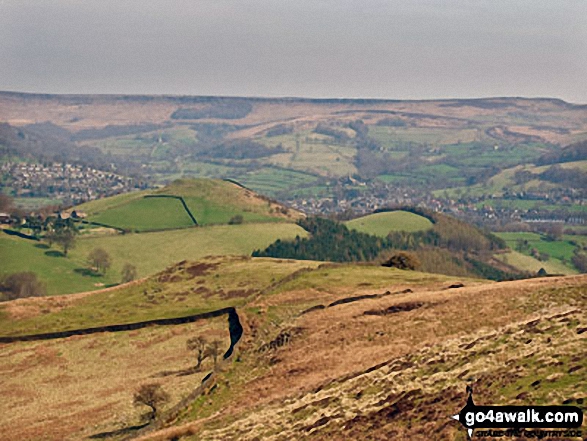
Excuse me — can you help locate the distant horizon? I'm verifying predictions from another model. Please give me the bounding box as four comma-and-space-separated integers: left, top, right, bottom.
1, 1, 585, 104
1, 89, 585, 106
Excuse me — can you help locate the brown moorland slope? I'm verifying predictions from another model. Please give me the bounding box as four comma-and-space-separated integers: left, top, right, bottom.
135, 274, 586, 441
0, 257, 585, 441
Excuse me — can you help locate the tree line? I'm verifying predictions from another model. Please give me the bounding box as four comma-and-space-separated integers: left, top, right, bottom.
252, 211, 514, 279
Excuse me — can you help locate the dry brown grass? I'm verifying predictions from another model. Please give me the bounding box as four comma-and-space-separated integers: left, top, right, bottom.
2, 277, 147, 321
0, 317, 229, 441
136, 274, 586, 441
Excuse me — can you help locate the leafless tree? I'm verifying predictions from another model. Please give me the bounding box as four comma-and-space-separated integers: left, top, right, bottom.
133, 383, 170, 422
186, 336, 208, 370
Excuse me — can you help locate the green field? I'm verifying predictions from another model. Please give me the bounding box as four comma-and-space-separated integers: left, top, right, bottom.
369, 126, 478, 150
0, 233, 117, 295
260, 131, 358, 176
345, 211, 433, 237
89, 197, 195, 231
495, 232, 580, 273
495, 251, 576, 275
0, 223, 308, 296
79, 179, 301, 230
68, 223, 308, 280
236, 168, 318, 196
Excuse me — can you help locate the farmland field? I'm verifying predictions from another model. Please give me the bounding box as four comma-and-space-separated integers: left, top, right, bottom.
0, 232, 117, 295
345, 211, 433, 236
0, 223, 308, 297
68, 223, 309, 281
495, 232, 580, 273
495, 250, 576, 275
88, 197, 195, 231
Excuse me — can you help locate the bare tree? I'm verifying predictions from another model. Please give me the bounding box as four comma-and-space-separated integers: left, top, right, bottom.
121, 263, 138, 283
206, 339, 223, 368
133, 383, 170, 422
186, 336, 208, 370
87, 248, 111, 274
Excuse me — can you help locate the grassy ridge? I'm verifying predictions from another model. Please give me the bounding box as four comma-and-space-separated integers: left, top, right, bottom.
0, 257, 462, 337
344, 211, 433, 237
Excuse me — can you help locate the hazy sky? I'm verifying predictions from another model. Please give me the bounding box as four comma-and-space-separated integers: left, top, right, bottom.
1, 0, 586, 103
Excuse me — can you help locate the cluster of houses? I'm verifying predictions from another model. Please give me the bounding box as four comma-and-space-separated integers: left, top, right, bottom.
286, 178, 586, 227
1, 162, 138, 206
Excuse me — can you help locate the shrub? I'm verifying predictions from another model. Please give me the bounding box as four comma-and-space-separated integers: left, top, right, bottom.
228, 214, 244, 225
0, 272, 46, 301
381, 252, 420, 270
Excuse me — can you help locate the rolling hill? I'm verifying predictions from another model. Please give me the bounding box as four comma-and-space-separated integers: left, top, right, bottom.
0, 179, 307, 296
77, 178, 303, 231
0, 256, 585, 440
344, 210, 433, 236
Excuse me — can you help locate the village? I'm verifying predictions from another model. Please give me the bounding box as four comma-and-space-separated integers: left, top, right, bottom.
287, 179, 586, 229
1, 162, 140, 206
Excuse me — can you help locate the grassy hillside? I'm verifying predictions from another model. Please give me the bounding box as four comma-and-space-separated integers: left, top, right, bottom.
78, 179, 303, 231
1, 255, 584, 440
89, 196, 195, 231
0, 223, 307, 296
0, 232, 118, 295
345, 210, 433, 236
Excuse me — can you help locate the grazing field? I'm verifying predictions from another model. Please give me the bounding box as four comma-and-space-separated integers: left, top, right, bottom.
89, 196, 195, 231
260, 131, 358, 176
345, 211, 433, 236
0, 223, 308, 297
496, 232, 579, 263
495, 250, 576, 275
0, 233, 117, 295
79, 179, 303, 229
68, 223, 309, 282
0, 318, 227, 441
235, 168, 318, 197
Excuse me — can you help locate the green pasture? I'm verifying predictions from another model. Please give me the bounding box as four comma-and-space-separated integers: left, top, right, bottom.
68, 222, 309, 280
0, 222, 307, 297
88, 196, 195, 231
0, 233, 117, 295
495, 251, 576, 275
345, 211, 433, 237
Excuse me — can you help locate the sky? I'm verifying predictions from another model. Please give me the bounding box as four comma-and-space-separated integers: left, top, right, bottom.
0, 0, 586, 103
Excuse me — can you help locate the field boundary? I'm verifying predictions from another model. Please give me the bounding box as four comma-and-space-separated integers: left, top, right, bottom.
0, 307, 238, 344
